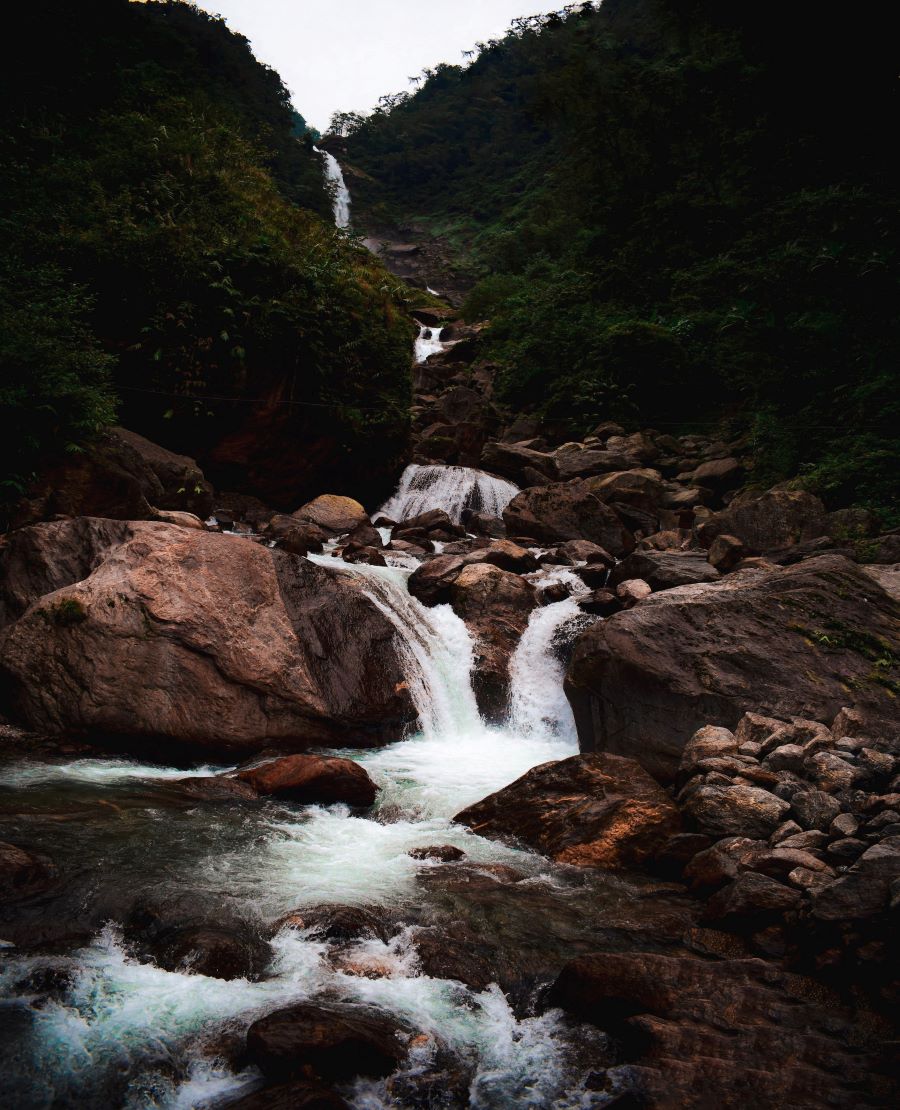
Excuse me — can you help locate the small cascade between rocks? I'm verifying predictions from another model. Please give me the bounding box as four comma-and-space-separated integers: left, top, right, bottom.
314, 146, 351, 228
414, 322, 447, 363
379, 462, 519, 524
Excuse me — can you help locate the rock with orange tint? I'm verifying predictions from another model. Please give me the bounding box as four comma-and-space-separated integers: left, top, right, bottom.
454, 753, 679, 870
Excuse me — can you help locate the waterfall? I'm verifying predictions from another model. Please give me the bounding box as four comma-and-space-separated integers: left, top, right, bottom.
379, 463, 519, 524
414, 323, 446, 363
313, 146, 351, 228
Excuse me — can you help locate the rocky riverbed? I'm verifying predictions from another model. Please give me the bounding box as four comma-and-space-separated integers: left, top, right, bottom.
1, 303, 898, 1108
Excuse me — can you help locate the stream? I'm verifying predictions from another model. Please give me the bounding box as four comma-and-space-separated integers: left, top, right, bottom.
0, 470, 690, 1109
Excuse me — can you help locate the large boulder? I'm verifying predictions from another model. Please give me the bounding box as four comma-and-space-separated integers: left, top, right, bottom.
0, 519, 416, 757
480, 441, 558, 484
236, 754, 377, 807
503, 481, 635, 555
448, 563, 537, 719
713, 489, 828, 552
566, 556, 900, 781
554, 449, 634, 481
245, 1002, 408, 1081
454, 753, 680, 870
608, 551, 720, 591
293, 495, 368, 536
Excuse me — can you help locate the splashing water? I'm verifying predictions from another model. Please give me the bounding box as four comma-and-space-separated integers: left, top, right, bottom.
314, 146, 351, 228
414, 323, 446, 363
380, 463, 519, 524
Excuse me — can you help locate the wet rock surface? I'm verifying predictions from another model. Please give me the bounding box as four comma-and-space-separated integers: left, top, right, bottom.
455, 753, 680, 870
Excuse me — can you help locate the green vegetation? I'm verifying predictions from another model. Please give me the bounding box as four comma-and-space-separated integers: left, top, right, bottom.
1, 0, 415, 508
345, 0, 899, 520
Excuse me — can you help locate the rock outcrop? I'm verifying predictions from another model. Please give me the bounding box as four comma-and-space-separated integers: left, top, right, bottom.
0, 519, 416, 756
455, 753, 680, 870
565, 555, 900, 780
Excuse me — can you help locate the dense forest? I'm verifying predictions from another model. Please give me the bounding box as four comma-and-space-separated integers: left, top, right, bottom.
344, 0, 899, 520
0, 0, 418, 511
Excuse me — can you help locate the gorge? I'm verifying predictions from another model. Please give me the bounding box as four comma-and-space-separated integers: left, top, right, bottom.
1, 2, 898, 1108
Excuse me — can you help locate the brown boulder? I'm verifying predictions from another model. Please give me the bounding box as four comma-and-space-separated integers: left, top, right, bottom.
293, 495, 368, 536
449, 563, 537, 719
454, 753, 680, 870
407, 554, 467, 606
236, 754, 377, 807
548, 951, 890, 1109
480, 441, 558, 484
554, 449, 634, 480
566, 555, 900, 781
608, 551, 720, 591
503, 481, 635, 555
715, 488, 828, 552
245, 1002, 408, 1081
0, 520, 416, 757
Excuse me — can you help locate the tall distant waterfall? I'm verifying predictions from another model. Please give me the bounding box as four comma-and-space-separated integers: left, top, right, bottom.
314, 146, 351, 228
380, 463, 519, 524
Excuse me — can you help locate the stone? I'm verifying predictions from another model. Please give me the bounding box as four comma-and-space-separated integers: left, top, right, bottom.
565, 555, 900, 781
763, 744, 806, 773
150, 509, 204, 530
279, 522, 327, 556
831, 812, 860, 837
750, 848, 831, 879
707, 533, 746, 572
557, 539, 615, 566
689, 457, 743, 490
615, 578, 652, 606
683, 785, 790, 840
0, 520, 415, 755
775, 830, 828, 851
408, 845, 465, 863
582, 469, 666, 511
826, 837, 867, 863
578, 589, 621, 617
275, 905, 388, 943
791, 790, 842, 831
293, 495, 368, 536
503, 481, 635, 555
454, 753, 680, 871
470, 539, 538, 573
245, 1003, 408, 1081
679, 725, 738, 772
805, 750, 860, 792
449, 563, 537, 719
480, 441, 558, 484
705, 872, 802, 922
408, 554, 468, 605
770, 820, 802, 844
683, 837, 766, 890
715, 489, 828, 552
150, 925, 269, 981
812, 837, 900, 920
554, 449, 634, 480
608, 551, 720, 591
548, 951, 886, 1108
236, 755, 377, 807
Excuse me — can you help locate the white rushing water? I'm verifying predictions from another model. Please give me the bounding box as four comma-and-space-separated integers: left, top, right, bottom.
380, 463, 519, 524
414, 322, 446, 363
0, 466, 608, 1109
314, 146, 351, 228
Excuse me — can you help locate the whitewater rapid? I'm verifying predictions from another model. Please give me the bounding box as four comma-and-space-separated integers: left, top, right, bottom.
0, 470, 608, 1109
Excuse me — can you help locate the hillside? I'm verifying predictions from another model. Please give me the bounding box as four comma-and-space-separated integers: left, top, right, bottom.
344, 0, 899, 521
0, 0, 420, 513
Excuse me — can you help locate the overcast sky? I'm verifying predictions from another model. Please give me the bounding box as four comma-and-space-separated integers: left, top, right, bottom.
198, 0, 569, 132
